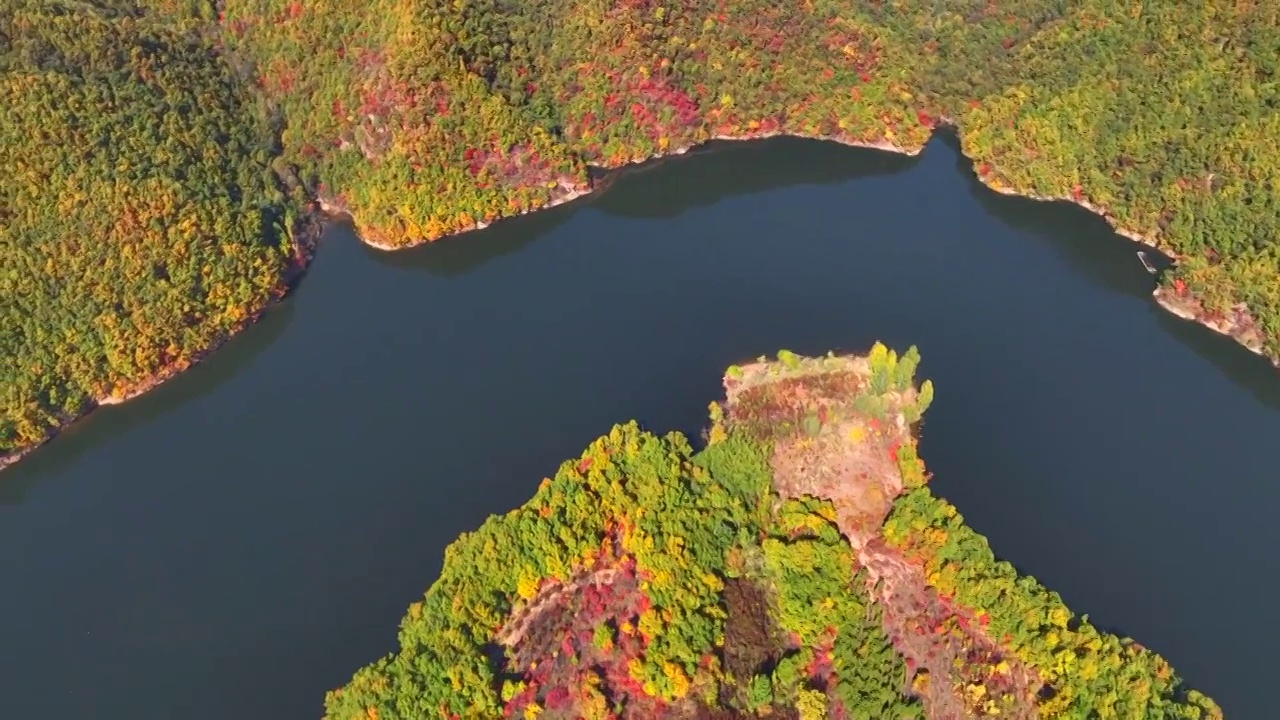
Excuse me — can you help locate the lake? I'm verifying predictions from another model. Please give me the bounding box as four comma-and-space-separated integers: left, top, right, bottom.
1, 135, 1273, 719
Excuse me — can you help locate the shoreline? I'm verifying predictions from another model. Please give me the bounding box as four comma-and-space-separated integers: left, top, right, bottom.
336, 130, 923, 252
345, 123, 1270, 368
3, 124, 1271, 473
968, 149, 1275, 369
0, 214, 321, 473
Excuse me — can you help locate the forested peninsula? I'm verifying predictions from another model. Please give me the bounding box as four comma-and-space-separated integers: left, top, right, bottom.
2, 1, 1278, 465
323, 346, 1223, 720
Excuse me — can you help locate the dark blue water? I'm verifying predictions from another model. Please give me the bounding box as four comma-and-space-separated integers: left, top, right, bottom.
1, 136, 1273, 718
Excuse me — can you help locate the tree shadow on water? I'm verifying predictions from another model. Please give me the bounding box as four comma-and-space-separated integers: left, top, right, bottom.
588, 135, 918, 220
364, 136, 917, 278
945, 133, 1160, 301
360, 199, 579, 278
1153, 308, 1280, 411
939, 131, 1280, 410
0, 301, 297, 505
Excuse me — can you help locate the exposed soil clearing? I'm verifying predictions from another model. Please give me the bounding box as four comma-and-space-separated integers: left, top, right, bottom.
722, 352, 1041, 717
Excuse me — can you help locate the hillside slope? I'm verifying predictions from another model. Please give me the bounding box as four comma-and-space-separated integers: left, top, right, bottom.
1, 0, 304, 467
223, 0, 1278, 354
4, 1, 1277, 465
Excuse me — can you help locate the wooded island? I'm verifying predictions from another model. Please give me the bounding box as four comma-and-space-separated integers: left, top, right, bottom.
322, 347, 1222, 720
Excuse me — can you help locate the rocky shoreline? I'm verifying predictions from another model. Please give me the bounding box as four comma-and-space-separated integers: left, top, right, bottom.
3, 125, 1271, 473
340, 130, 921, 253
341, 123, 1270, 369
969, 151, 1275, 369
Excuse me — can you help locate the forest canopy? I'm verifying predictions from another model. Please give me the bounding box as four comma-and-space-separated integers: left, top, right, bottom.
321, 348, 1222, 720
4, 0, 1278, 462
1, 0, 296, 458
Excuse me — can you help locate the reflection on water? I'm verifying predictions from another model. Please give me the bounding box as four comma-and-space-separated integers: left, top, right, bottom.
366, 136, 915, 278
0, 301, 296, 505
1, 133, 1274, 720
589, 137, 916, 219
361, 200, 578, 277
956, 152, 1161, 298
376, 131, 1267, 408
943, 132, 1279, 409
1154, 307, 1280, 411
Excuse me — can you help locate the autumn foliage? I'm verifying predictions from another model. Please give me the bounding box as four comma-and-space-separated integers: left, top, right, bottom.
1, 0, 298, 461
7, 0, 1280, 466
323, 348, 1220, 720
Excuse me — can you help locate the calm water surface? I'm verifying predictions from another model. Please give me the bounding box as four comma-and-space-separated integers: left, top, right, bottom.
2, 136, 1275, 719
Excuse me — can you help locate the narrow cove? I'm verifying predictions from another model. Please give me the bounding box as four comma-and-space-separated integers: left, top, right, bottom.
0, 136, 1273, 718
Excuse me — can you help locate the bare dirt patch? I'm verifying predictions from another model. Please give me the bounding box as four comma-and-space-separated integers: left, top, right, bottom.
859, 537, 1039, 719
723, 354, 913, 547
722, 350, 1041, 717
